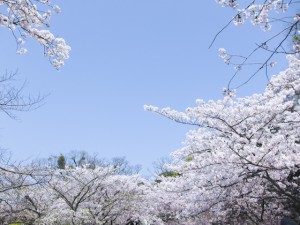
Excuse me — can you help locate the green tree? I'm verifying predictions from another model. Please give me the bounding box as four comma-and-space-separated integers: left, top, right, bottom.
57, 154, 66, 169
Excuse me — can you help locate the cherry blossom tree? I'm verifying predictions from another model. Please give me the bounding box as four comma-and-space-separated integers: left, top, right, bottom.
0, 0, 70, 69
144, 1, 300, 223
0, 164, 162, 225
146, 54, 300, 224
40, 167, 161, 225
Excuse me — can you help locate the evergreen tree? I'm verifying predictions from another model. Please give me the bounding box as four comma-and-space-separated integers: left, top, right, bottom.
57, 154, 66, 170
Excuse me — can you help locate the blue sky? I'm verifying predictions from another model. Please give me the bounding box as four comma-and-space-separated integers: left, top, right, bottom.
0, 1, 288, 174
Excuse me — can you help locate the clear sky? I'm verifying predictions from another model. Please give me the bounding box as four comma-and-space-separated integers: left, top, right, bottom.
0, 1, 289, 175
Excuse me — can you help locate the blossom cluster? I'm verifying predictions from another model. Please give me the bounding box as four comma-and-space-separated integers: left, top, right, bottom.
214, 0, 299, 80
216, 0, 289, 30
0, 0, 70, 69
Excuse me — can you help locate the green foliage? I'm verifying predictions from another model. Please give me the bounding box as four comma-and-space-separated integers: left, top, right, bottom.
293, 36, 299, 41
57, 154, 66, 169
160, 171, 181, 178
155, 170, 182, 183
184, 156, 193, 162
